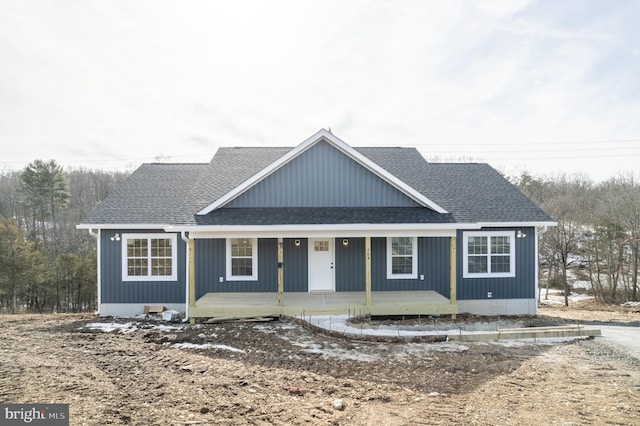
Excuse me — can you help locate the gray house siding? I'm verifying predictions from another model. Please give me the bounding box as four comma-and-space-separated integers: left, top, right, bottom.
195, 236, 452, 296
370, 237, 451, 295
100, 230, 186, 304
456, 227, 536, 300
227, 140, 420, 208
195, 238, 278, 298
283, 238, 308, 292
335, 237, 366, 291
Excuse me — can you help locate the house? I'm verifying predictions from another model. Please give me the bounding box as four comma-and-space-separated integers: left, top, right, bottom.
78, 129, 555, 319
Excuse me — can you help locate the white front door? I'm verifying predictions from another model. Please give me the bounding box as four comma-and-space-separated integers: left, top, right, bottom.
308, 238, 334, 291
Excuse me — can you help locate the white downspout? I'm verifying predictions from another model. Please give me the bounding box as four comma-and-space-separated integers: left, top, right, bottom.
88, 229, 101, 314
181, 231, 190, 321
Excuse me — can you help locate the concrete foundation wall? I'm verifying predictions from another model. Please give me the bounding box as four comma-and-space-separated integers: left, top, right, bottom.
457, 299, 537, 316
99, 303, 186, 318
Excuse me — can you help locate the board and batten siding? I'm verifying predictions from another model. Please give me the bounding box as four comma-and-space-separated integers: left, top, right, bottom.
335, 237, 366, 291
194, 237, 451, 295
100, 230, 186, 304
456, 227, 536, 300
195, 238, 278, 298
283, 238, 308, 292
226, 140, 420, 208
370, 237, 451, 295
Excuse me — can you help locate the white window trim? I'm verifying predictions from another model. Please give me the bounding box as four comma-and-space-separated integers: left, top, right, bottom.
226, 238, 258, 281
121, 233, 178, 281
386, 236, 418, 279
463, 231, 516, 278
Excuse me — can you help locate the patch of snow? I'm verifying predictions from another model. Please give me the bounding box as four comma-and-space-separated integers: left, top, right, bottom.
84, 322, 183, 333
153, 324, 182, 332
253, 324, 276, 334
84, 322, 137, 333
572, 280, 590, 290
539, 289, 594, 305
299, 343, 382, 362
172, 343, 246, 353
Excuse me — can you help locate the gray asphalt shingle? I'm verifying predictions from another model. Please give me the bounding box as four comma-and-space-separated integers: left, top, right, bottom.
81, 141, 552, 226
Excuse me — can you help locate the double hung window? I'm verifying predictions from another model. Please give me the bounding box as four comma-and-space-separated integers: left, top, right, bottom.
122, 233, 177, 281
226, 238, 258, 281
387, 236, 418, 279
463, 231, 515, 278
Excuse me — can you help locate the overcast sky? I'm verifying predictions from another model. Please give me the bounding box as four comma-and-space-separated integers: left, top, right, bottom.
1, 0, 639, 181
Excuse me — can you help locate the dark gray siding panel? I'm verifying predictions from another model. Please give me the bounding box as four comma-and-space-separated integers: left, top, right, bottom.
196, 238, 278, 296
100, 230, 186, 304
422, 237, 451, 297
335, 238, 366, 291
456, 228, 536, 300
284, 238, 308, 292
370, 237, 450, 294
194, 238, 225, 299
227, 140, 420, 208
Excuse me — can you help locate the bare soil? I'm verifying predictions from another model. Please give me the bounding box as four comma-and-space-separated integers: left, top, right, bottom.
1, 300, 639, 425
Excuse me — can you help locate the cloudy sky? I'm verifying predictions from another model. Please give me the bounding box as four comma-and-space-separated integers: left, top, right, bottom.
1, 0, 639, 181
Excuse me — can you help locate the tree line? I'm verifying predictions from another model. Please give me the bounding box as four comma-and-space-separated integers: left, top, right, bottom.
0, 160, 127, 313
515, 172, 640, 305
0, 159, 638, 313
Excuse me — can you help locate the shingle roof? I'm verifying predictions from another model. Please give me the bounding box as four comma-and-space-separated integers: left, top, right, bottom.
80, 163, 209, 224
196, 207, 456, 226
80, 142, 552, 227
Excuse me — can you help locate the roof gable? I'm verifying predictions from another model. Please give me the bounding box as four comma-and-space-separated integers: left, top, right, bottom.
197, 129, 448, 215
225, 140, 421, 208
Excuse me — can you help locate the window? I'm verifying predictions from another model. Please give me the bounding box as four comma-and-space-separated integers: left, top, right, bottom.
226, 238, 258, 281
314, 241, 329, 252
121, 233, 178, 281
463, 231, 515, 278
387, 236, 418, 279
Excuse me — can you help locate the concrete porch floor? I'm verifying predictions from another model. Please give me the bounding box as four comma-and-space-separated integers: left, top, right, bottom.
190, 291, 458, 318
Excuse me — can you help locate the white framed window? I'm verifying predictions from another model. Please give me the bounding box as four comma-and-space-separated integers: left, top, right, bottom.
121, 233, 178, 281
463, 231, 515, 278
226, 238, 258, 281
387, 236, 418, 279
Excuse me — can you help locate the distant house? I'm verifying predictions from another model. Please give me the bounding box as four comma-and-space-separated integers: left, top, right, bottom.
78, 129, 555, 319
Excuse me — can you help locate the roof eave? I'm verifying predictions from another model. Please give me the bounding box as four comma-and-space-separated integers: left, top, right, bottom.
76, 223, 173, 230
475, 221, 558, 228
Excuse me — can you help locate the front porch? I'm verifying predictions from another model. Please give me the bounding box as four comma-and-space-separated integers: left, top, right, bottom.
190, 291, 458, 318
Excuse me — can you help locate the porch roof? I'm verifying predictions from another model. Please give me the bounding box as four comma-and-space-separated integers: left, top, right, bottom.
195, 207, 456, 226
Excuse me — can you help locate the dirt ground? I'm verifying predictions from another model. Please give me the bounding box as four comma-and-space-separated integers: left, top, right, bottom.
1, 300, 639, 425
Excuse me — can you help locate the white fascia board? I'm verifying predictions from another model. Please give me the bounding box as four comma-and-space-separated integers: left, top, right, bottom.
197, 129, 449, 215
166, 223, 474, 239
76, 223, 172, 230
475, 221, 558, 228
